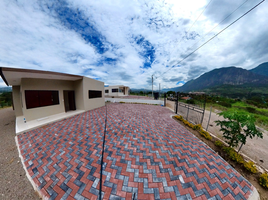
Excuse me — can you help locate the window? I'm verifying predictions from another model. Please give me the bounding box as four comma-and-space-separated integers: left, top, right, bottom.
112, 88, 118, 93
25, 90, 59, 109
88, 90, 102, 99
105, 90, 109, 93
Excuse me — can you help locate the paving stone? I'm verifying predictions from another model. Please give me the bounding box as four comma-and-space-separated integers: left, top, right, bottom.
17, 104, 254, 199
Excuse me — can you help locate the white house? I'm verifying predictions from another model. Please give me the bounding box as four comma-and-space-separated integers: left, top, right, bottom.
0, 67, 105, 134
104, 85, 130, 96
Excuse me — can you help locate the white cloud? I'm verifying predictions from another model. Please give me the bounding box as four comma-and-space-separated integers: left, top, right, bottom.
0, 0, 268, 89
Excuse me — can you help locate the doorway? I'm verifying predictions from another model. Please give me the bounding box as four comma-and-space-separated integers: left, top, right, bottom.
64, 91, 76, 112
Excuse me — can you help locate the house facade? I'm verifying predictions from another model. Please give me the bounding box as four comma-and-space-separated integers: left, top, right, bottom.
104, 85, 129, 96
0, 67, 105, 123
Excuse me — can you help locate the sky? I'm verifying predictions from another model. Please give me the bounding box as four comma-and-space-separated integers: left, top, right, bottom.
0, 0, 268, 89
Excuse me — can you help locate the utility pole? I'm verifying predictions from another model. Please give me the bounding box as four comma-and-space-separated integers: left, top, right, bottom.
159, 83, 160, 99
152, 75, 153, 99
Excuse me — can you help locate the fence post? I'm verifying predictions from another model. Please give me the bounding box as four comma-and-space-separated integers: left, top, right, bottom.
175, 92, 179, 114
206, 106, 212, 131
201, 94, 206, 124
164, 93, 166, 106
186, 105, 189, 121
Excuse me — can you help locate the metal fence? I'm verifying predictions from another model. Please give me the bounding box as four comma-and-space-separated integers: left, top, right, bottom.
165, 92, 206, 125
175, 102, 205, 125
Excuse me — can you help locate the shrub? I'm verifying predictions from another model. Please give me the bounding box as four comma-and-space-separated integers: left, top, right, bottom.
193, 124, 202, 131
222, 147, 244, 164
119, 101, 125, 103
222, 146, 233, 154
184, 121, 194, 129
186, 99, 195, 104
229, 151, 244, 164
259, 173, 268, 189
174, 115, 183, 121
215, 141, 223, 148
218, 102, 232, 108
199, 129, 212, 140
174, 116, 212, 141
244, 161, 258, 173
246, 107, 256, 113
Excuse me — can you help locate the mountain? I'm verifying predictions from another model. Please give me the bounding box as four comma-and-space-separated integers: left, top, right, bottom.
250, 62, 268, 77
0, 87, 12, 93
177, 66, 268, 92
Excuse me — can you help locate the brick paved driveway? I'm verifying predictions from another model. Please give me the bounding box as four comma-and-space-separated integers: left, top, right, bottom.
17, 104, 254, 200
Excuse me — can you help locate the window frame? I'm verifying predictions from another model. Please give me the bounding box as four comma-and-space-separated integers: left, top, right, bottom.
25, 90, 59, 109
88, 90, 102, 99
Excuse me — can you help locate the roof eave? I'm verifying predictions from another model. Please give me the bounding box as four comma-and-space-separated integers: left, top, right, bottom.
0, 67, 9, 86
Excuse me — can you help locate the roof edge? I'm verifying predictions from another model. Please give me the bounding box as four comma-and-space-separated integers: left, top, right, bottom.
1, 67, 83, 79
0, 67, 9, 86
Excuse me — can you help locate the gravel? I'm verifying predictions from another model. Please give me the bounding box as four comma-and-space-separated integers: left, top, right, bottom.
0, 107, 39, 200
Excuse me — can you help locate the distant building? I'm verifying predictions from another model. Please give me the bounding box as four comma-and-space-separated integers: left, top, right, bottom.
105, 85, 130, 96
189, 92, 205, 95
181, 96, 191, 100
0, 67, 105, 133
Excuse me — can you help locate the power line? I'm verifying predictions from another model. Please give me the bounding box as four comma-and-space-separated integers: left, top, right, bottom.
155, 0, 265, 79
153, 0, 214, 78
187, 0, 250, 53
187, 0, 214, 32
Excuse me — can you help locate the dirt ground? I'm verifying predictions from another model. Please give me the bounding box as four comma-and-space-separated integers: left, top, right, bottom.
0, 107, 39, 200
167, 100, 268, 170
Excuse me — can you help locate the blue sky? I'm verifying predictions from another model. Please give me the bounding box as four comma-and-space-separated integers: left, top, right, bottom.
1, 0, 268, 89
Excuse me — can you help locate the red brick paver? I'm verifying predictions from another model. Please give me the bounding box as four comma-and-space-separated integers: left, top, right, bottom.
17, 104, 254, 200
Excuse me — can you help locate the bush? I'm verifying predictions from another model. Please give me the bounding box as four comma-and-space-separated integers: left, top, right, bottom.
244, 161, 258, 173
199, 129, 212, 140
259, 173, 268, 189
229, 151, 244, 164
186, 99, 195, 104
222, 146, 233, 154
218, 101, 232, 108
183, 120, 194, 128
246, 107, 256, 113
193, 124, 202, 131
174, 116, 212, 141
119, 101, 125, 103
174, 115, 183, 121
215, 141, 223, 148
222, 147, 244, 164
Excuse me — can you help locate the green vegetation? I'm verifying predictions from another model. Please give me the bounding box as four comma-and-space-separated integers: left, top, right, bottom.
0, 92, 12, 108
259, 173, 268, 189
173, 113, 267, 189
216, 101, 268, 130
215, 140, 223, 147
129, 90, 149, 96
244, 161, 258, 173
203, 84, 268, 100
174, 93, 268, 130
216, 109, 263, 152
173, 115, 212, 140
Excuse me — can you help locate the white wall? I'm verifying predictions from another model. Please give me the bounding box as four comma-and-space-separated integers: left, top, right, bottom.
20, 78, 75, 121
83, 77, 105, 110
12, 85, 23, 116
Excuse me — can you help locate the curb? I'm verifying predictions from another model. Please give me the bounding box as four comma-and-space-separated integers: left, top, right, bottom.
15, 136, 47, 200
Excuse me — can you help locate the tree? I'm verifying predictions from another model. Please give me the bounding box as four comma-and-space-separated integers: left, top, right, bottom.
215, 109, 263, 153
167, 91, 175, 97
